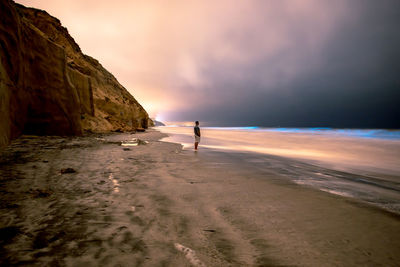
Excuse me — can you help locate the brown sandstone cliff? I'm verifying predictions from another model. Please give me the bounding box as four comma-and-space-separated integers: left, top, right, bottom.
0, 0, 151, 147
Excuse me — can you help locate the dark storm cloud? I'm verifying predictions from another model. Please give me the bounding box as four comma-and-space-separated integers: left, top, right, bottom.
165, 0, 400, 128
17, 0, 400, 127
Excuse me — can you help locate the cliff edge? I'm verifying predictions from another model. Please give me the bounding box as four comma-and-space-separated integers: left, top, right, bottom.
0, 0, 151, 147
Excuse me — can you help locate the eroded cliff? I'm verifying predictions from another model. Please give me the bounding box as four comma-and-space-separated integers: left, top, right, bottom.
0, 0, 151, 147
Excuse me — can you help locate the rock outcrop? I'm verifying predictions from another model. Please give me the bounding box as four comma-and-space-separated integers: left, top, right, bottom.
0, 0, 151, 147
153, 120, 166, 126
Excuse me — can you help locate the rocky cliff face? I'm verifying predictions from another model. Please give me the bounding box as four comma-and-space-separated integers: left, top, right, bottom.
0, 0, 151, 147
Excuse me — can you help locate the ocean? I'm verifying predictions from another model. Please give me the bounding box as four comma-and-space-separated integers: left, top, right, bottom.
157, 126, 400, 214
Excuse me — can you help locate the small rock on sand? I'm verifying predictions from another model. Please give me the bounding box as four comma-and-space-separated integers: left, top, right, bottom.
60, 168, 76, 174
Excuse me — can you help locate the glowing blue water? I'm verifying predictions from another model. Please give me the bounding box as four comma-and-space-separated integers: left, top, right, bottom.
201, 127, 400, 140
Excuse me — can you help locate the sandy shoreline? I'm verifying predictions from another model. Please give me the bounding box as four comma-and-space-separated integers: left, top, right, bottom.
1, 129, 399, 266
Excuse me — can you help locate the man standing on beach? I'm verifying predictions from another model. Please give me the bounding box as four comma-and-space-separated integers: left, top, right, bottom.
194, 121, 201, 150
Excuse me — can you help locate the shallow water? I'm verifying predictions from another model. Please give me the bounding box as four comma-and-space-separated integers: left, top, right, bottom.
157, 126, 400, 214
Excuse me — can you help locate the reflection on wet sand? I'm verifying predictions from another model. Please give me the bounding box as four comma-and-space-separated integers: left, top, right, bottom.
158, 126, 400, 175
158, 126, 400, 214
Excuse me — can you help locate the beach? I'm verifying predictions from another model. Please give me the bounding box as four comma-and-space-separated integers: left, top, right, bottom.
1, 129, 400, 266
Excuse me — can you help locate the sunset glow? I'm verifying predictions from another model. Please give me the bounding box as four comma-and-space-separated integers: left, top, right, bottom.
16, 0, 400, 127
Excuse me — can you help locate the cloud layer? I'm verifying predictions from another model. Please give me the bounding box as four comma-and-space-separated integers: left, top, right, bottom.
17, 0, 400, 127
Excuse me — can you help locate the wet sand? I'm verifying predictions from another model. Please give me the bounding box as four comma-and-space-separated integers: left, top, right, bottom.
0, 129, 399, 266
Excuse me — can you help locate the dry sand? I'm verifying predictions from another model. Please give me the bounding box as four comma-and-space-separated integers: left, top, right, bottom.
0, 129, 399, 266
